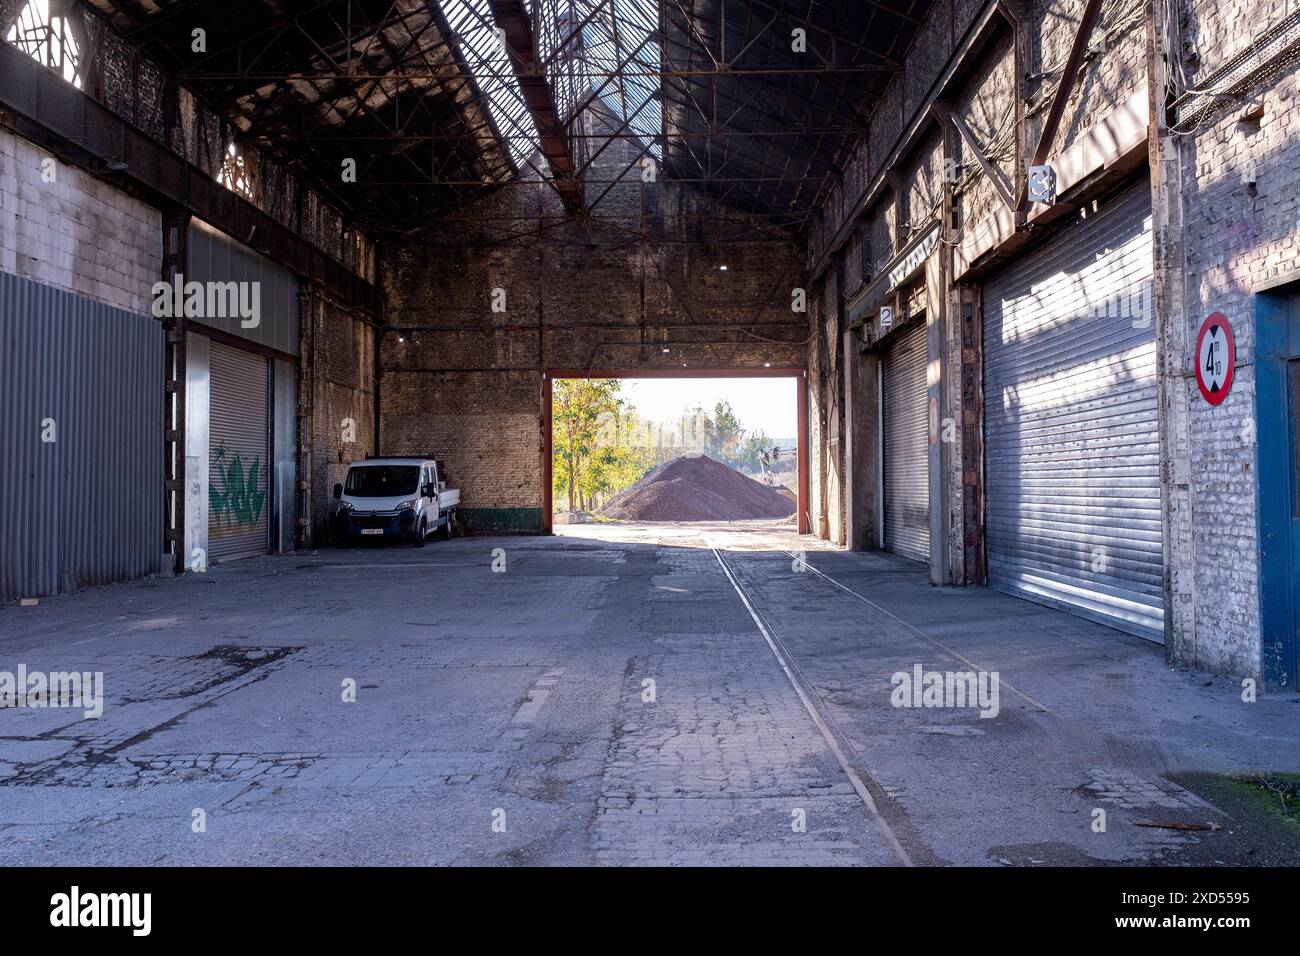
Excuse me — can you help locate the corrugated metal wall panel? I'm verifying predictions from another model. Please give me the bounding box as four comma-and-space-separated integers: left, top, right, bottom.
208, 341, 270, 562
982, 182, 1163, 640
187, 218, 299, 356
883, 319, 930, 563
0, 270, 162, 600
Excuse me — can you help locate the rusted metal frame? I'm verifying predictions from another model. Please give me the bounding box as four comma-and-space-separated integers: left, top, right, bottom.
323, 171, 869, 186
101, 0, 153, 32
307, 0, 425, 141
705, 0, 757, 201
539, 0, 614, 70
704, 88, 772, 199
295, 71, 440, 197
343, 0, 403, 75
712, 32, 863, 210
606, 0, 632, 126
65, 6, 103, 96
234, 24, 289, 78
796, 0, 886, 215
162, 209, 190, 572
562, 29, 656, 131
1015, 0, 1104, 212
575, 90, 660, 177
122, 0, 243, 37
421, 0, 523, 181
727, 3, 779, 67
761, 58, 855, 215
424, 208, 582, 246
807, 0, 1011, 282
798, 370, 810, 534
666, 0, 722, 70
487, 0, 584, 210
744, 0, 836, 215
656, 25, 713, 177
794, 65, 882, 208
355, 4, 448, 141
1000, 0, 1033, 226
188, 62, 921, 81
179, 0, 388, 72
743, 0, 914, 61
705, 83, 863, 163
289, 13, 426, 146
585, 140, 655, 213
0, 41, 380, 311
935, 101, 1015, 210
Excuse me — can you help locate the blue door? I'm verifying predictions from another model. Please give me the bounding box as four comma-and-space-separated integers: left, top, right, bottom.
1288, 359, 1300, 685
1256, 292, 1300, 690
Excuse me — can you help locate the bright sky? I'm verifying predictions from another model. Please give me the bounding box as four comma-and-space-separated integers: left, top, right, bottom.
618, 377, 798, 440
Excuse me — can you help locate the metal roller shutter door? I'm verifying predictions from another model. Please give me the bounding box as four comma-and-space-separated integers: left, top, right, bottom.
209, 341, 271, 562
883, 319, 930, 562
982, 182, 1163, 640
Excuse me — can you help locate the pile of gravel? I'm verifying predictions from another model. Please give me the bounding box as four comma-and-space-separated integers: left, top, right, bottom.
601, 453, 796, 522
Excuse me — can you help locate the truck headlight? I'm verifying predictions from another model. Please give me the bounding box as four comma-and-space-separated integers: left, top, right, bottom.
338, 501, 354, 511
394, 500, 417, 512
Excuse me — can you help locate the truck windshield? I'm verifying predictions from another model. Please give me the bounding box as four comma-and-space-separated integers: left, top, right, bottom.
345, 466, 420, 497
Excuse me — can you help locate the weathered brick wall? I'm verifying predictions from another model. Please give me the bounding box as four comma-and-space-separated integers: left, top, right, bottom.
380, 105, 806, 532
1163, 0, 1300, 677
804, 0, 1151, 574
0, 129, 159, 312
812, 0, 1150, 266
311, 295, 377, 541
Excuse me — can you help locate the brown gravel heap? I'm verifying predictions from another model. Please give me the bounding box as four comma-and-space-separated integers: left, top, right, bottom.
602, 453, 796, 522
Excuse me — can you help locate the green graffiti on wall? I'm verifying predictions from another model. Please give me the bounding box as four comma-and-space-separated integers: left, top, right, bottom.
210, 443, 267, 529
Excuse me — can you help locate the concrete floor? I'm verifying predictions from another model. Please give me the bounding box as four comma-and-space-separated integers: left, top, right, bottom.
1, 521, 1297, 866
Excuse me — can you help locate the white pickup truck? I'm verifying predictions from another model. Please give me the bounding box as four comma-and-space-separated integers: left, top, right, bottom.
332, 457, 460, 547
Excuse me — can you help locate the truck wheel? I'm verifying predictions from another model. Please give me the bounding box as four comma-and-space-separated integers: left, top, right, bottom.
443, 510, 455, 540
414, 517, 427, 548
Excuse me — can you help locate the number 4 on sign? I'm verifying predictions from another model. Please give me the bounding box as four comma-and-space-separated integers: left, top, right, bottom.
1195, 312, 1235, 406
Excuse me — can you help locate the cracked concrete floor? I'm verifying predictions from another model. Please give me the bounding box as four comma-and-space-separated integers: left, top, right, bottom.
0, 521, 1297, 866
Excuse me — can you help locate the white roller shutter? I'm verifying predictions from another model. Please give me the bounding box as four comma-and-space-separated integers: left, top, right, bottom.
982, 182, 1162, 640
208, 341, 270, 562
883, 319, 930, 563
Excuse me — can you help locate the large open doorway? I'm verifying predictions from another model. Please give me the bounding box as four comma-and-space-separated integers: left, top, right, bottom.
542, 369, 809, 536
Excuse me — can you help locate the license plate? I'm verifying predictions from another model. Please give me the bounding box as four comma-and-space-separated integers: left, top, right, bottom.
360, 528, 384, 535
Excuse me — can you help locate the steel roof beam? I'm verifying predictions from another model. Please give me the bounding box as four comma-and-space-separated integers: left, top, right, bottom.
487, 0, 583, 211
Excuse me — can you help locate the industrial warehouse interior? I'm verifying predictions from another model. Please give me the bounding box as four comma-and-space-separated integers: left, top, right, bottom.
0, 0, 1298, 909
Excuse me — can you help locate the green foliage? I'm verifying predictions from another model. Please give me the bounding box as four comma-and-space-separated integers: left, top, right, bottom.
552, 379, 652, 513
703, 400, 743, 460
734, 428, 774, 472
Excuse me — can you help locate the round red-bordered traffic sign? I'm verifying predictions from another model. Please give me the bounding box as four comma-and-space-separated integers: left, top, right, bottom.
1194, 312, 1235, 406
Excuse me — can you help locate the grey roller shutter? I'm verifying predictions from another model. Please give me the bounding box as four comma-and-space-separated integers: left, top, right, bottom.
208, 341, 270, 562
883, 319, 930, 563
982, 181, 1162, 640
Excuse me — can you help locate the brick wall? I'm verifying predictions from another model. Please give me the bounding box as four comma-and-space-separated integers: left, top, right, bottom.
310, 294, 377, 542
0, 129, 159, 312
380, 105, 806, 532
1160, 0, 1300, 678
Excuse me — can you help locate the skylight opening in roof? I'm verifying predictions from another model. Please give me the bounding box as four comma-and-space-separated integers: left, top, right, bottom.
6, 0, 82, 88
581, 0, 663, 159
439, 0, 543, 170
